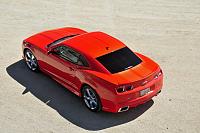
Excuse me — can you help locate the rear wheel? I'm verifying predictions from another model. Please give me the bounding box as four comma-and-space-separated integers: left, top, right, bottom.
24, 49, 39, 71
82, 86, 102, 112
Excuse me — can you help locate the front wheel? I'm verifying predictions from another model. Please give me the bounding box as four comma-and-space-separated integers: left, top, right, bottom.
24, 49, 39, 72
82, 86, 102, 112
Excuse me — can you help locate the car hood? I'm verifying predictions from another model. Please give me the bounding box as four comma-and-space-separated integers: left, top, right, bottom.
112, 53, 159, 85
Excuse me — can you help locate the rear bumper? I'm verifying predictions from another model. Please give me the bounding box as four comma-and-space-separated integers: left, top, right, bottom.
102, 75, 163, 113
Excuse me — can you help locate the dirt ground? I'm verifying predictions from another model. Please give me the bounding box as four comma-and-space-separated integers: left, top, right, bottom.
0, 0, 200, 133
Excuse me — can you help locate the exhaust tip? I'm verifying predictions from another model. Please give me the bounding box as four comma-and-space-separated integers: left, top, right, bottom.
155, 90, 161, 96
118, 106, 129, 112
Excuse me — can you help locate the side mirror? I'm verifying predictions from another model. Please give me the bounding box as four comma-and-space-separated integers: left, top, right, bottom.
47, 49, 57, 55
47, 50, 53, 55
47, 49, 59, 55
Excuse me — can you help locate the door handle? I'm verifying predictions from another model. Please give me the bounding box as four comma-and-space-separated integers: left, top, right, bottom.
69, 67, 75, 71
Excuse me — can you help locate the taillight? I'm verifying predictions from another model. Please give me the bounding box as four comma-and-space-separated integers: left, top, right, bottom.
116, 85, 134, 93
126, 85, 134, 91
117, 87, 125, 93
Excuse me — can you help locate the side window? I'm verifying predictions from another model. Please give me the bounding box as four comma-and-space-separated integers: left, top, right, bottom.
54, 46, 89, 67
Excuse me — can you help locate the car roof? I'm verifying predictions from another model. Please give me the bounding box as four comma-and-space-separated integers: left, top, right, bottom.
25, 28, 126, 58
62, 31, 125, 58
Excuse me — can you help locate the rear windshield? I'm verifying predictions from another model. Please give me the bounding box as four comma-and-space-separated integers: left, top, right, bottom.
96, 47, 142, 74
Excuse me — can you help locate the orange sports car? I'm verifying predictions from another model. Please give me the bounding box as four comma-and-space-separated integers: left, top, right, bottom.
22, 27, 163, 113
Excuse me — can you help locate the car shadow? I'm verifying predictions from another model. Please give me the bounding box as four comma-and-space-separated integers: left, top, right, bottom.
6, 60, 154, 131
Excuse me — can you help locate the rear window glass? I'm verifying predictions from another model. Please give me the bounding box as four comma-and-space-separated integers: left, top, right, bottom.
96, 47, 142, 74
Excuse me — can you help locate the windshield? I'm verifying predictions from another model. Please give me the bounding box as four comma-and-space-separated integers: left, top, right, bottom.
96, 47, 142, 74
47, 34, 79, 48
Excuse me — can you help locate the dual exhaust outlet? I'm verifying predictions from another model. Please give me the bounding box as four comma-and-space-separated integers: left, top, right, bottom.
118, 90, 162, 112
118, 106, 129, 112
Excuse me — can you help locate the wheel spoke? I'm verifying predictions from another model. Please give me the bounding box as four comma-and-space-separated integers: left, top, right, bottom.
31, 54, 35, 59
84, 99, 90, 108
86, 89, 92, 97
89, 100, 94, 109
26, 61, 31, 68
84, 95, 90, 100
89, 100, 97, 109
89, 90, 96, 100
91, 95, 96, 100
26, 52, 31, 58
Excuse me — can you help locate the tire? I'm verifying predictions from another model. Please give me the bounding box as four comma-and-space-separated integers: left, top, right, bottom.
24, 49, 39, 72
82, 86, 102, 112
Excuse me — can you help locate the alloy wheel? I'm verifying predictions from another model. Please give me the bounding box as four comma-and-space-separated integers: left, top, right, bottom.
83, 87, 99, 111
25, 50, 38, 71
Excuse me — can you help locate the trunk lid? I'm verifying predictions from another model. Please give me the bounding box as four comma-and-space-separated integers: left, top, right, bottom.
112, 53, 159, 85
